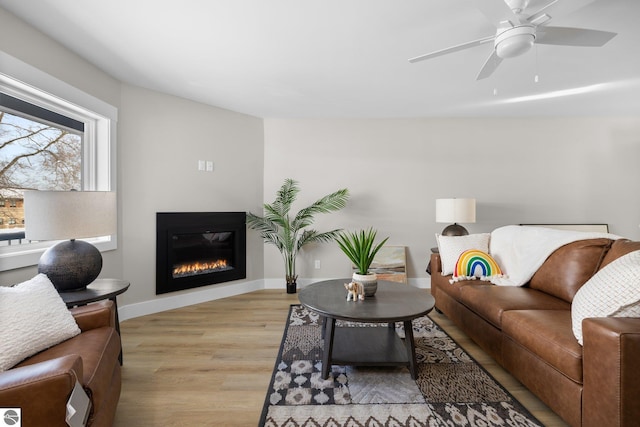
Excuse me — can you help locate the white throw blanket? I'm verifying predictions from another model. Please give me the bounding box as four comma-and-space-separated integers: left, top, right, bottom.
489, 225, 619, 287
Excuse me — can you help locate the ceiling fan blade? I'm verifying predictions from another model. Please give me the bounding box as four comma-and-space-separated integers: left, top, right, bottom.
527, 0, 595, 26
471, 0, 521, 27
536, 26, 617, 47
476, 50, 503, 80
409, 35, 495, 63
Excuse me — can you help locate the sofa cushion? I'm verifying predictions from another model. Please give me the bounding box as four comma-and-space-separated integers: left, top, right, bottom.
0, 274, 81, 372
17, 326, 121, 415
571, 250, 640, 345
529, 238, 612, 303
433, 275, 479, 301
459, 285, 570, 329
600, 239, 640, 270
502, 310, 584, 384
436, 233, 490, 275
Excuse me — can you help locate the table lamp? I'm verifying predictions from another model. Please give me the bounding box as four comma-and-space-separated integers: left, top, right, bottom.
435, 198, 476, 236
24, 191, 116, 292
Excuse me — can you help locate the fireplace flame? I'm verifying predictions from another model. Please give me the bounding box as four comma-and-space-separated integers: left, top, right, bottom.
173, 259, 230, 278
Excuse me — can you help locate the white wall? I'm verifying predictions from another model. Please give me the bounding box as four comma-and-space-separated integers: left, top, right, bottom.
0, 8, 120, 110
118, 84, 264, 309
263, 118, 640, 284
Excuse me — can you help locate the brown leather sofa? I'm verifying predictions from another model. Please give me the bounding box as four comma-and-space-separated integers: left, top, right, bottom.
0, 300, 121, 427
430, 238, 640, 427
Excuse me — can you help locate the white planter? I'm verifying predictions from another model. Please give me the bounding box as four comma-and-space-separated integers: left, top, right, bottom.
352, 272, 378, 297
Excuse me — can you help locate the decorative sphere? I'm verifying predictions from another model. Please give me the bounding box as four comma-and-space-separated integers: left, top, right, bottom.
38, 240, 102, 291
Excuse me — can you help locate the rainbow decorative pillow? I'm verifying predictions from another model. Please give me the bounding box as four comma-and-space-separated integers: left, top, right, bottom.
450, 249, 504, 283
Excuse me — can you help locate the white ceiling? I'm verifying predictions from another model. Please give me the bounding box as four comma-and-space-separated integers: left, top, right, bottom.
2, 0, 640, 118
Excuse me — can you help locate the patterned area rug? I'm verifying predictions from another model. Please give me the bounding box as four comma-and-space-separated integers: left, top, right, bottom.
258, 305, 542, 427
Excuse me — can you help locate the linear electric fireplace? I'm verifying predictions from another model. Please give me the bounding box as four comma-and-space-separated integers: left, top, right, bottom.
156, 212, 246, 294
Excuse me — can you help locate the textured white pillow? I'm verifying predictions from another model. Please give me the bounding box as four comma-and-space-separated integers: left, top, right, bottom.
436, 233, 490, 276
0, 274, 81, 371
572, 250, 640, 345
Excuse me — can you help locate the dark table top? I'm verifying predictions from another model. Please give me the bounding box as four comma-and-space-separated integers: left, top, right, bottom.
298, 279, 434, 323
59, 278, 130, 307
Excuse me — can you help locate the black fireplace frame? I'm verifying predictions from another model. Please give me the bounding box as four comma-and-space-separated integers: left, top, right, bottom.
156, 212, 246, 295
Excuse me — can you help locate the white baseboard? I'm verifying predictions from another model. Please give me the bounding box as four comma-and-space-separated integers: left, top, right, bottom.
262, 277, 335, 289
118, 276, 431, 321
409, 277, 431, 288
264, 277, 431, 290
118, 279, 264, 321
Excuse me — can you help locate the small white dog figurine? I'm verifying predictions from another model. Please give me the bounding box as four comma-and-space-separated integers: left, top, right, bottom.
344, 281, 365, 301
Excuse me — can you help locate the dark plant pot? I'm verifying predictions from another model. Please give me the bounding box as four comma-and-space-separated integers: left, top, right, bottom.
286, 281, 297, 294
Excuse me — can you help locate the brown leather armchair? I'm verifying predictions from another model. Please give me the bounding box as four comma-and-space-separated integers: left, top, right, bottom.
0, 301, 121, 427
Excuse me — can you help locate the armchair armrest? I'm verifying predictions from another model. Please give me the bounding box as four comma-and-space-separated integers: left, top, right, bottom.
0, 355, 84, 427
70, 300, 115, 332
582, 317, 640, 427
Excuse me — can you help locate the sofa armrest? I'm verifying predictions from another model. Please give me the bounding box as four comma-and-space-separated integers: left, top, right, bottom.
430, 253, 442, 275
0, 355, 84, 427
582, 317, 640, 427
70, 300, 116, 332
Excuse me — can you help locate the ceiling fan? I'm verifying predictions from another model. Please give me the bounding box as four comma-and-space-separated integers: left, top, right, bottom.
409, 0, 617, 80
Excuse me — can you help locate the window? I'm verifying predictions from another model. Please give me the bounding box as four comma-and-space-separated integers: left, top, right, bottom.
0, 52, 117, 271
1, 96, 83, 241
1, 93, 83, 192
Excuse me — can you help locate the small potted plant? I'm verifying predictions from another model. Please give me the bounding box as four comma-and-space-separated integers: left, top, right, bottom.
336, 227, 389, 296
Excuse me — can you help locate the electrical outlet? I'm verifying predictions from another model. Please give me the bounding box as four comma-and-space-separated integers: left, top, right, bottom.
198, 160, 205, 171
314, 260, 321, 269
206, 161, 214, 172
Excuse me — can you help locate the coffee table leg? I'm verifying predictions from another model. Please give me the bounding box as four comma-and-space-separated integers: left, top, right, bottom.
403, 320, 418, 379
322, 317, 336, 380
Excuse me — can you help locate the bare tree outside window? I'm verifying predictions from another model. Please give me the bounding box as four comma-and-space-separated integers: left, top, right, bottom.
0, 110, 82, 238
1, 110, 82, 191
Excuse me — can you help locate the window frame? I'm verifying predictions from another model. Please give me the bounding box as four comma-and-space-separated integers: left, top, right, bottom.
0, 52, 117, 271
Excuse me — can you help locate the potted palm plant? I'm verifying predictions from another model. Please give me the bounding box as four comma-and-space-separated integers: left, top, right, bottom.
336, 227, 389, 296
246, 178, 349, 294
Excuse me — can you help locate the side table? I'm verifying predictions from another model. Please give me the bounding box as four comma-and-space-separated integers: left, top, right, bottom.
59, 278, 130, 365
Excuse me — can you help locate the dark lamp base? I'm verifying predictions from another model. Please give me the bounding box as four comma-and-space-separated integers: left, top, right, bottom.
38, 240, 103, 292
441, 223, 469, 236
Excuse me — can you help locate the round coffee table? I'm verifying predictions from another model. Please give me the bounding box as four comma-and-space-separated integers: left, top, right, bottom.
298, 279, 435, 379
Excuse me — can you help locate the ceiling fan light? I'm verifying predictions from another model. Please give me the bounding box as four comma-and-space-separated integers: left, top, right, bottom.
495, 26, 536, 59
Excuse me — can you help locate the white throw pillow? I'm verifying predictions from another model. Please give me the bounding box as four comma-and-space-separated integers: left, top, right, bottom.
436, 233, 491, 276
0, 274, 81, 371
571, 250, 640, 345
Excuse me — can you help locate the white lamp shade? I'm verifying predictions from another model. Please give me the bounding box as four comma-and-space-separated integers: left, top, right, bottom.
24, 191, 116, 241
435, 198, 476, 224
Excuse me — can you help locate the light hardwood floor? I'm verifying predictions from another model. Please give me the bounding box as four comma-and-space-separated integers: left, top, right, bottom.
113, 289, 567, 426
